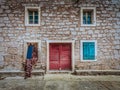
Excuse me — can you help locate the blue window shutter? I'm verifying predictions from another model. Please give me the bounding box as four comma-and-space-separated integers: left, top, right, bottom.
83, 42, 88, 60
83, 42, 95, 60
89, 42, 95, 60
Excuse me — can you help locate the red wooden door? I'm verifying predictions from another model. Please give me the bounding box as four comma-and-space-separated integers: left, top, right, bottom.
49, 43, 71, 70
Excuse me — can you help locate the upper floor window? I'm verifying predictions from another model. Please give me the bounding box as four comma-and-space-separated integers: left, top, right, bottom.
81, 7, 96, 26
25, 7, 40, 26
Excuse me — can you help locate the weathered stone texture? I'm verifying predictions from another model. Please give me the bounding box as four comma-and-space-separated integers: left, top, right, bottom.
0, 0, 120, 71
7, 47, 18, 54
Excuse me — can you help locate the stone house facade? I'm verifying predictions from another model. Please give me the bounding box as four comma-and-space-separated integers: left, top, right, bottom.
0, 0, 120, 74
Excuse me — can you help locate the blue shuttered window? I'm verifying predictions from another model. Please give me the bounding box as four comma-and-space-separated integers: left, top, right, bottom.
81, 7, 96, 26
83, 42, 95, 60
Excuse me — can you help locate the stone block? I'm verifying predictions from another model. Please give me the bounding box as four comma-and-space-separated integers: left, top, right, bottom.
115, 36, 120, 39
7, 47, 18, 55
64, 31, 70, 34
0, 57, 4, 68
0, 23, 5, 27
60, 1, 65, 4
71, 31, 76, 35
5, 10, 11, 13
106, 7, 113, 11
42, 13, 48, 16
0, 55, 4, 62
0, 37, 4, 41
0, 47, 4, 52
117, 21, 120, 25
70, 28, 75, 31
88, 30, 93, 34
4, 55, 14, 63
91, 65, 101, 70
0, 9, 3, 13
114, 25, 120, 29
4, 17, 9, 20
8, 14, 14, 17
66, 22, 72, 25
98, 34, 102, 37
114, 50, 119, 55
14, 55, 22, 62
117, 12, 120, 17
115, 45, 120, 49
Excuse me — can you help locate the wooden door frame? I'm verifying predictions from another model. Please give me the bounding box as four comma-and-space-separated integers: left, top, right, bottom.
47, 40, 75, 73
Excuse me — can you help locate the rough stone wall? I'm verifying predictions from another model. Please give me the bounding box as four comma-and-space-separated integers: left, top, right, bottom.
0, 0, 120, 71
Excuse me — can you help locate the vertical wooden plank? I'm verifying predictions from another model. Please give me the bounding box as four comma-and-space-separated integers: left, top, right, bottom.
49, 43, 60, 70
60, 43, 71, 70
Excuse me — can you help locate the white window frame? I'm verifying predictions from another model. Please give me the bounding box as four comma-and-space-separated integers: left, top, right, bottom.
80, 40, 97, 61
81, 7, 96, 26
25, 7, 40, 26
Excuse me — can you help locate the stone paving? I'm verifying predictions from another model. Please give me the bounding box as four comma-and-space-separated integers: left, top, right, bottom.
0, 74, 120, 90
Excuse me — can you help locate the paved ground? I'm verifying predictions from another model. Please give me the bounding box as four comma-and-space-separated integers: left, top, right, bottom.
0, 74, 120, 90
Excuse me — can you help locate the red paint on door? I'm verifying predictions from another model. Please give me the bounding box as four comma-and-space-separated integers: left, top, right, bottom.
49, 43, 71, 70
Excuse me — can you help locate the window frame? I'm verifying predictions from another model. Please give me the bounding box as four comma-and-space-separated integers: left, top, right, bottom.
25, 7, 40, 26
24, 40, 41, 62
81, 7, 96, 26
80, 40, 97, 61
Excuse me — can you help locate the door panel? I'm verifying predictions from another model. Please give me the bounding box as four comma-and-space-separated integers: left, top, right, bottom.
49, 44, 59, 70
60, 44, 71, 70
49, 43, 71, 70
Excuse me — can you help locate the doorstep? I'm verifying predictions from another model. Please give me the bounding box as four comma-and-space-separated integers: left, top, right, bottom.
0, 70, 45, 78
75, 70, 120, 75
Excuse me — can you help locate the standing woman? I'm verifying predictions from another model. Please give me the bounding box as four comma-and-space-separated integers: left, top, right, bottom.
24, 43, 34, 79
24, 43, 38, 79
